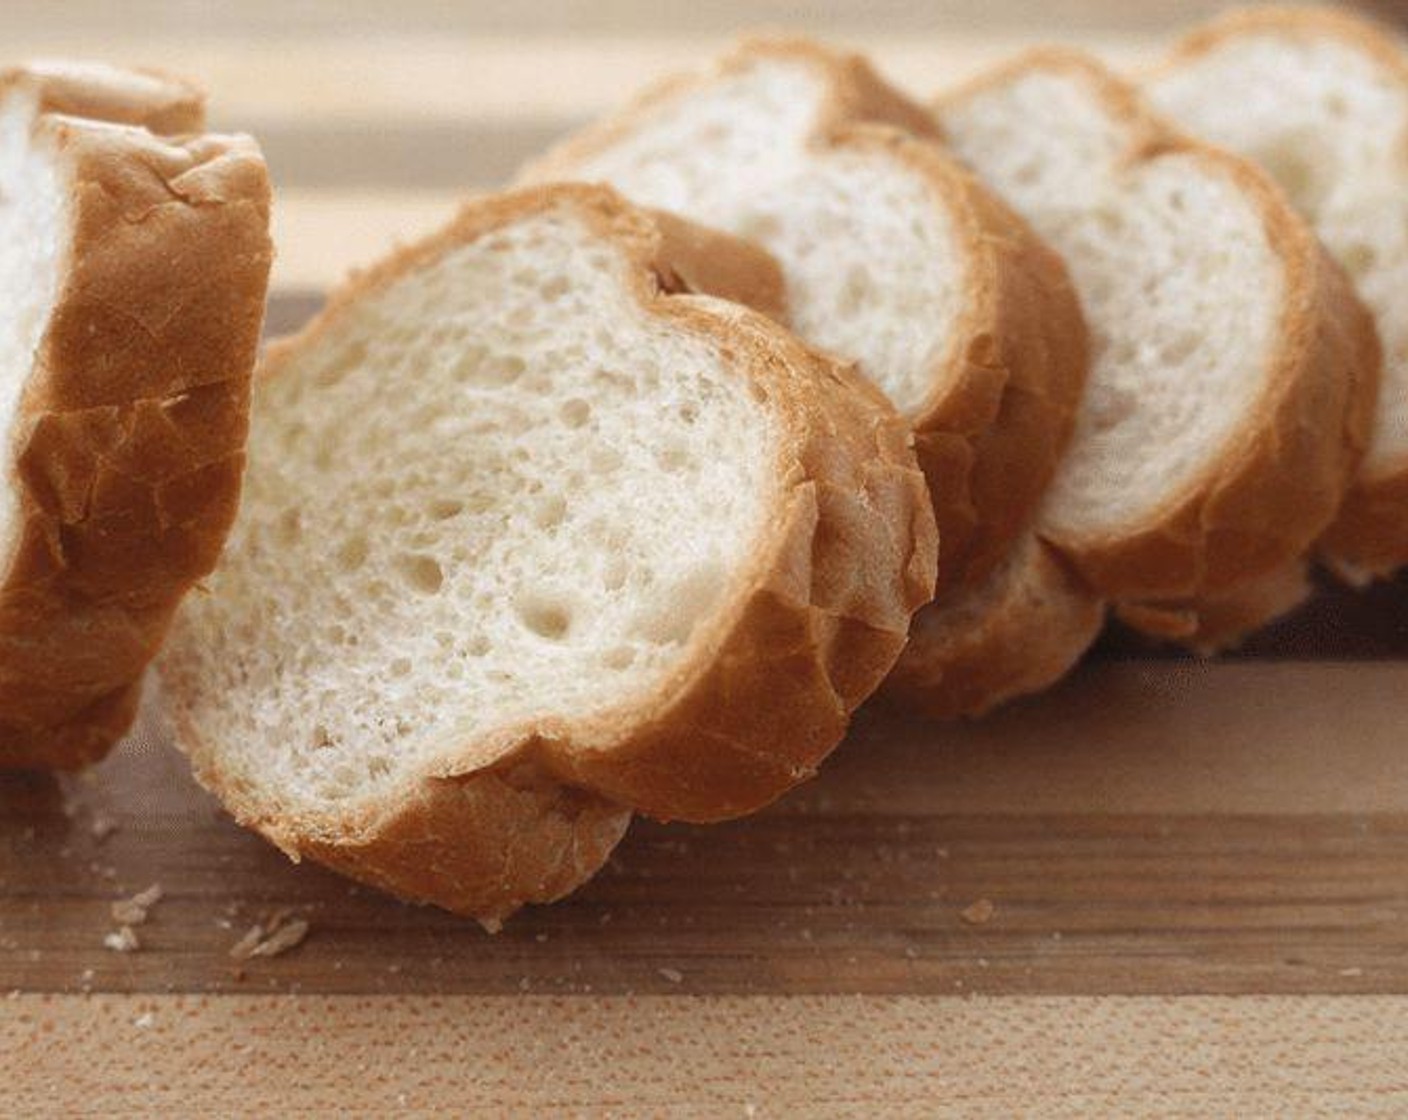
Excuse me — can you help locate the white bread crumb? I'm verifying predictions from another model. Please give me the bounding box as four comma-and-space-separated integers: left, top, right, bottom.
110, 884, 163, 926
961, 898, 996, 925
103, 926, 140, 953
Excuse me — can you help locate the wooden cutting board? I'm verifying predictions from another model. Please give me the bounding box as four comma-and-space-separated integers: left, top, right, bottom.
5, 2, 1408, 1113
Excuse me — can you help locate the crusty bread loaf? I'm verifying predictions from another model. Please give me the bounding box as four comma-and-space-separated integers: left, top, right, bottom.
934, 50, 1377, 604
0, 63, 272, 769
883, 531, 1103, 719
520, 37, 1088, 592
159, 184, 939, 925
1148, 6, 1408, 586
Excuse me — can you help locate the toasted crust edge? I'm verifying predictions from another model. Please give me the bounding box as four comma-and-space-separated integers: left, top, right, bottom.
1152, 5, 1408, 582
1115, 560, 1312, 655
938, 49, 1380, 602
881, 533, 1104, 720
521, 36, 1088, 592
162, 183, 938, 921
0, 92, 272, 769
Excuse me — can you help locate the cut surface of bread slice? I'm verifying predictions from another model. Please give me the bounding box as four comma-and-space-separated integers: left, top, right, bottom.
884, 531, 1104, 720
160, 184, 938, 924
521, 38, 1087, 591
1148, 5, 1408, 584
0, 64, 271, 769
935, 50, 1377, 603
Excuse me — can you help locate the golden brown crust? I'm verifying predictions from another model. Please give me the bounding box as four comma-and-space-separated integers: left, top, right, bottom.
1115, 560, 1312, 655
1319, 471, 1408, 584
939, 50, 1380, 602
301, 764, 633, 932
645, 207, 787, 321
521, 37, 1089, 593
1154, 6, 1408, 583
0, 86, 272, 770
881, 532, 1103, 720
164, 184, 938, 920
0, 61, 205, 134
1157, 5, 1408, 91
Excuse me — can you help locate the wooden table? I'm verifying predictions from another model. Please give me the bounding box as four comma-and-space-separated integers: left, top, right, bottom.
5, 2, 1408, 1113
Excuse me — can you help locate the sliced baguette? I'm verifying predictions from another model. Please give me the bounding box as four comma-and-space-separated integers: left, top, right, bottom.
520, 37, 1088, 592
1147, 5, 1408, 585
0, 64, 272, 769
160, 184, 939, 924
890, 50, 1378, 718
934, 50, 1377, 603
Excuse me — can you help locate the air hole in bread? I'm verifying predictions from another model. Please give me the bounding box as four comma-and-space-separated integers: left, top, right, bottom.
516, 594, 574, 640
590, 446, 623, 474
275, 509, 301, 545
838, 265, 873, 317
602, 646, 636, 670
559, 398, 591, 428
337, 535, 369, 572
656, 442, 691, 471
427, 498, 464, 521
602, 556, 629, 591
396, 553, 444, 595
532, 493, 568, 530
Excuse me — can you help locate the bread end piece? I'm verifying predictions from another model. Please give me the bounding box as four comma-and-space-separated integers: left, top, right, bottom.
0, 98, 272, 770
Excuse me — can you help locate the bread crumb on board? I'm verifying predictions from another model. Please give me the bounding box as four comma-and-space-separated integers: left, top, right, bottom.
960, 898, 996, 926
229, 909, 311, 961
103, 926, 141, 953
111, 884, 163, 926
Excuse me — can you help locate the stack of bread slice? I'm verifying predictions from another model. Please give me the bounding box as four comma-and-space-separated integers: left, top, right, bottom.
521, 40, 1090, 594
0, 63, 271, 768
519, 36, 1378, 720
11, 5, 1407, 924
1148, 5, 1408, 594
892, 48, 1378, 716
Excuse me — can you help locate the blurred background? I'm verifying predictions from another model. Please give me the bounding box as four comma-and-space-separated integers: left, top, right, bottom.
2, 1, 1402, 296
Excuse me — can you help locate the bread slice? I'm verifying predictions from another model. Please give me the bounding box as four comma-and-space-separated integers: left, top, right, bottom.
935, 49, 1378, 604
0, 63, 272, 769
159, 184, 939, 924
883, 532, 1103, 719
1147, 5, 1408, 585
519, 38, 1088, 592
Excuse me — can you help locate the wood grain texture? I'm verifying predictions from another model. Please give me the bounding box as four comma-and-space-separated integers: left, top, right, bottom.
7, 994, 1408, 1115
5, 662, 1408, 999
